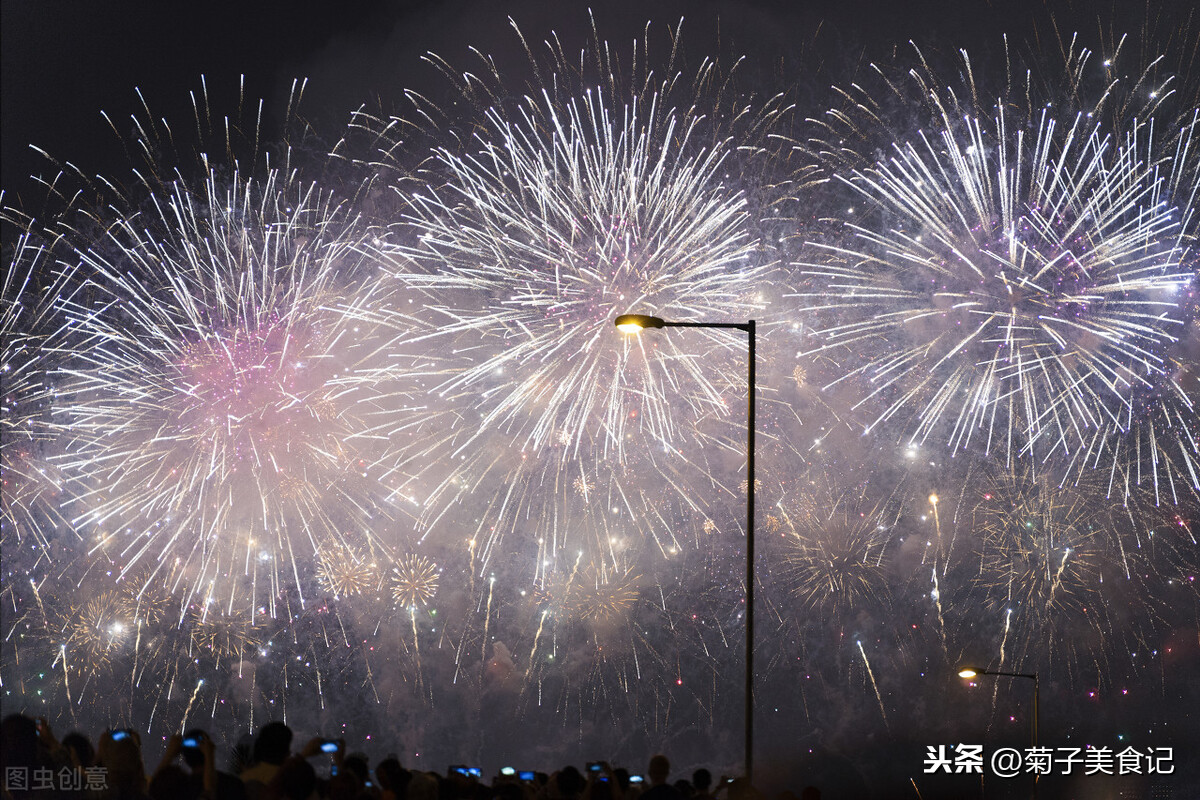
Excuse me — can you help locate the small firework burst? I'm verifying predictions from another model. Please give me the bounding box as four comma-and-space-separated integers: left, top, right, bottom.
61, 592, 135, 671
573, 474, 596, 498
316, 543, 377, 599
773, 470, 896, 616
188, 607, 260, 662
784, 520, 890, 615
390, 555, 439, 609
972, 468, 1109, 627
576, 565, 641, 625
702, 518, 719, 535
117, 572, 180, 628
791, 364, 808, 388
739, 478, 764, 495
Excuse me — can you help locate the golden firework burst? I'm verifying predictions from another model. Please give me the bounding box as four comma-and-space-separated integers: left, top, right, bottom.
391, 555, 439, 608
785, 523, 889, 614
64, 592, 135, 669
189, 607, 260, 661
316, 543, 376, 598
117, 572, 178, 627
702, 518, 718, 534
973, 468, 1106, 624
573, 474, 595, 497
309, 395, 339, 421
276, 474, 308, 501
576, 566, 641, 624
792, 364, 808, 388
739, 478, 764, 495
776, 472, 894, 615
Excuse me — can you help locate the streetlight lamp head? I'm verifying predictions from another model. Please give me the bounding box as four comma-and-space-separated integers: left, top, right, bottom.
615, 314, 666, 333
958, 668, 978, 679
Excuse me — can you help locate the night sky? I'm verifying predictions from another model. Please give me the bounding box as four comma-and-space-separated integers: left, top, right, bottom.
3, 1, 1198, 798
3, 0, 1159, 198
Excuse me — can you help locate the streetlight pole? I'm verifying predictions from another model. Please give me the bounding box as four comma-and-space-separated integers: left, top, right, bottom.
958, 667, 1039, 747
959, 667, 1040, 797
615, 314, 756, 782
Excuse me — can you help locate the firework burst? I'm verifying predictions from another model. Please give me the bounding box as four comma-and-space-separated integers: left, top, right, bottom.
378, 91, 765, 457
316, 543, 378, 599
49, 163, 406, 614
957, 466, 1124, 678
58, 592, 136, 675
335, 20, 796, 563
188, 606, 261, 663
390, 554, 439, 609
772, 472, 897, 617
799, 103, 1197, 478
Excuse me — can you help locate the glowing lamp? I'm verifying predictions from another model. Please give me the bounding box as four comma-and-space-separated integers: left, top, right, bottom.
614, 314, 666, 334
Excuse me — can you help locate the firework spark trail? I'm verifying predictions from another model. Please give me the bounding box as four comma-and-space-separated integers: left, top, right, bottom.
179, 678, 204, 734
930, 568, 947, 648
523, 609, 550, 685
997, 607, 1013, 670
482, 575, 495, 663
928, 494, 952, 574
1, 225, 79, 557
857, 640, 889, 730
409, 607, 423, 689
58, 644, 71, 706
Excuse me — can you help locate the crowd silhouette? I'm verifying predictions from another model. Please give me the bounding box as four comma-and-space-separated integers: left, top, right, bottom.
2, 714, 821, 800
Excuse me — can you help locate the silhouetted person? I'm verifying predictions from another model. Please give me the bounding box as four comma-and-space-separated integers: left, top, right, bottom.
262, 756, 317, 800
375, 757, 410, 800
1, 714, 68, 800
62, 731, 95, 769
241, 722, 293, 798
179, 729, 246, 800
341, 753, 370, 788
148, 764, 199, 800
639, 755, 681, 800
95, 729, 150, 799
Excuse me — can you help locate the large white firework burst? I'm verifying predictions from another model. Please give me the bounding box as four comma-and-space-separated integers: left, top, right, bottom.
52, 167, 402, 614
376, 87, 767, 460
798, 107, 1197, 476
335, 27, 788, 576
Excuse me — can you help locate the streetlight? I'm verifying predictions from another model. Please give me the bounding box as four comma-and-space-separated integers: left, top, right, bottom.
958, 667, 1040, 747
614, 313, 756, 781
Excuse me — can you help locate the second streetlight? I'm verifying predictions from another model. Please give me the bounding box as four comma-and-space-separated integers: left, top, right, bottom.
614, 313, 757, 782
